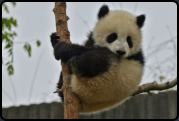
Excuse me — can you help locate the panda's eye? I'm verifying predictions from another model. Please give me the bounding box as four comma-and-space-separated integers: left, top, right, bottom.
127, 36, 133, 48
106, 33, 118, 43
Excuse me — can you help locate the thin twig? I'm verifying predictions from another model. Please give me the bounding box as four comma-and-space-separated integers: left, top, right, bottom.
133, 2, 138, 14
8, 77, 17, 105
14, 38, 38, 44
132, 77, 177, 96
2, 89, 15, 105
28, 48, 46, 103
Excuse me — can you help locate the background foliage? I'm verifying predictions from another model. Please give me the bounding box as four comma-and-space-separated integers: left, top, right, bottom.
2, 2, 41, 75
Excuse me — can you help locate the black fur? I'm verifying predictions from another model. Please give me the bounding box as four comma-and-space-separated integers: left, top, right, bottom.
50, 32, 60, 47
51, 33, 117, 78
98, 5, 109, 19
136, 14, 145, 28
51, 32, 92, 62
57, 72, 64, 101
84, 32, 95, 47
107, 33, 118, 43
127, 36, 133, 48
127, 49, 145, 65
67, 47, 114, 78
116, 50, 126, 55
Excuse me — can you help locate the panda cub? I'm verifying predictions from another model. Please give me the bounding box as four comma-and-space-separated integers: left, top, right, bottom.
51, 5, 145, 113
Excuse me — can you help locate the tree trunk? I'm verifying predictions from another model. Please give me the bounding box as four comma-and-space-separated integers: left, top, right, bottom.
53, 2, 80, 119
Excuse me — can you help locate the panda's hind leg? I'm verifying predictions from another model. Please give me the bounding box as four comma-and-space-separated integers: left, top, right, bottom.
56, 71, 64, 102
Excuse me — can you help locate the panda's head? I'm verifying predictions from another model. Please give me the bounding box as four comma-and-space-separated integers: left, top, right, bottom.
93, 5, 145, 57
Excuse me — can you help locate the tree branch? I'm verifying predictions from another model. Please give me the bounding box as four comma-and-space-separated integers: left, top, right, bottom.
53, 2, 80, 119
132, 77, 177, 96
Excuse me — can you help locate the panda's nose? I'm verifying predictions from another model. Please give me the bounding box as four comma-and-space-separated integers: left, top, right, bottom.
116, 50, 126, 55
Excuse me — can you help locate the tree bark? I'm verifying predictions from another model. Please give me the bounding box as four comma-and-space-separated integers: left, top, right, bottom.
53, 2, 80, 119
132, 77, 177, 96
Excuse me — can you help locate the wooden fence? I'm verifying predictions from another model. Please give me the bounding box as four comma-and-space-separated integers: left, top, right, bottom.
2, 91, 177, 119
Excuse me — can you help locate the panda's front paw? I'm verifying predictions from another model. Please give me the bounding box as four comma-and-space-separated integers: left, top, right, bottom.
50, 32, 60, 48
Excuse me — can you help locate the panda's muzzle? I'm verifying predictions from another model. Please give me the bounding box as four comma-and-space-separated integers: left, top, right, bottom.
116, 50, 126, 55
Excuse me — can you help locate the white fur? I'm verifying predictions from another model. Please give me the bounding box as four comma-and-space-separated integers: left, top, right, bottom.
71, 59, 143, 113
93, 10, 142, 56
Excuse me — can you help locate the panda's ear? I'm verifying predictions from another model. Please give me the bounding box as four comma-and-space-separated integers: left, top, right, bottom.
98, 5, 109, 20
136, 14, 145, 28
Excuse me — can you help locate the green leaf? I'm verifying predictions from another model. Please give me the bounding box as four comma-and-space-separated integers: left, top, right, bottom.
8, 48, 13, 57
23, 43, 32, 57
36, 40, 41, 47
6, 61, 11, 65
13, 31, 17, 36
2, 2, 17, 76
7, 64, 14, 75
2, 17, 17, 31
2, 19, 5, 31
10, 17, 17, 27
11, 2, 16, 6
3, 4, 9, 13
27, 51, 31, 56
28, 45, 31, 57
23, 44, 27, 50
5, 43, 12, 49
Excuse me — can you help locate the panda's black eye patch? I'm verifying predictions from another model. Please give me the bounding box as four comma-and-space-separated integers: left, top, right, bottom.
106, 33, 118, 43
127, 36, 133, 48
